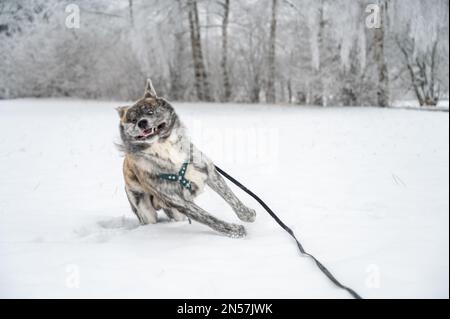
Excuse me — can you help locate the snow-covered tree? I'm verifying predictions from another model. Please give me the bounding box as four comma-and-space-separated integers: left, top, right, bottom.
0, 0, 448, 106
390, 0, 449, 106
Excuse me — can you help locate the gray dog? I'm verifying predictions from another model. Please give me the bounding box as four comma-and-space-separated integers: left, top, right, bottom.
117, 79, 256, 238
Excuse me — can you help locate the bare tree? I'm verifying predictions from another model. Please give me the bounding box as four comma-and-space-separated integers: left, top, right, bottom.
188, 0, 213, 101
373, 0, 390, 107
0, 0, 448, 103
128, 0, 134, 28
169, 0, 187, 100
314, 0, 326, 106
242, 25, 264, 103
266, 0, 277, 103
220, 0, 231, 102
397, 36, 442, 107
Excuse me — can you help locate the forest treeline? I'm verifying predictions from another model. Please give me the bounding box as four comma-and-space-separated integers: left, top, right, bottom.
0, 0, 448, 106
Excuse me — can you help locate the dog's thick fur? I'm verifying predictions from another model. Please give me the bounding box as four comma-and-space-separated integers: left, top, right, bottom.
117, 80, 256, 238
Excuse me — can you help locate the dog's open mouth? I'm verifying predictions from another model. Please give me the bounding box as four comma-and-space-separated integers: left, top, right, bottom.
136, 122, 166, 140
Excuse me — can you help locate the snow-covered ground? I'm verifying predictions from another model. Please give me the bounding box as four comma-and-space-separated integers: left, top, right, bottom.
0, 99, 448, 299
392, 99, 449, 112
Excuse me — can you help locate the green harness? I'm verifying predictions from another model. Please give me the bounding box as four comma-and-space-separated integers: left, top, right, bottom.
158, 162, 192, 191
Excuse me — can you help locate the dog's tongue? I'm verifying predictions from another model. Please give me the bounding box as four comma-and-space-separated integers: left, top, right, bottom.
137, 128, 154, 139
143, 128, 153, 135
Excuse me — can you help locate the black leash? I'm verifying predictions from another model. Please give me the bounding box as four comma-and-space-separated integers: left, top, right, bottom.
215, 165, 363, 299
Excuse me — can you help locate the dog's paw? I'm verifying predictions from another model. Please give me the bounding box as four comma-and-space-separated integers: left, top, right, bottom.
235, 206, 256, 223
225, 223, 247, 239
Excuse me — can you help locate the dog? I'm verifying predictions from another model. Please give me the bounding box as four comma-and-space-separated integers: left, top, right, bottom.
117, 79, 256, 238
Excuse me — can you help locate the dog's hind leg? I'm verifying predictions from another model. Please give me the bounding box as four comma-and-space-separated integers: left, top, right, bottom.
125, 187, 157, 225
163, 208, 187, 222
206, 168, 256, 223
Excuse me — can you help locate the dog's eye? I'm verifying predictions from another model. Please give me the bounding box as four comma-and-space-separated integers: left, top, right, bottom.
127, 111, 138, 123
128, 115, 137, 124
143, 106, 154, 115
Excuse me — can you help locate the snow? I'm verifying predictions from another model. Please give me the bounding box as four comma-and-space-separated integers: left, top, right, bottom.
393, 99, 449, 112
0, 99, 448, 299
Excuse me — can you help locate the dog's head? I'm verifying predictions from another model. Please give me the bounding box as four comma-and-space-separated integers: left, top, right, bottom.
117, 79, 178, 148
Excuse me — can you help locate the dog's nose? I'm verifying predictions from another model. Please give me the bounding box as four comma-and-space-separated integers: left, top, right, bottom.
137, 119, 148, 129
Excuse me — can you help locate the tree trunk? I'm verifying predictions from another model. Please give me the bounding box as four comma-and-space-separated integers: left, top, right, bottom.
266, 0, 277, 103
193, 0, 213, 101
287, 79, 292, 103
188, 2, 202, 101
424, 40, 440, 106
170, 0, 186, 100
128, 0, 134, 28
188, 0, 212, 101
251, 74, 261, 103
169, 31, 185, 100
221, 0, 231, 102
373, 0, 390, 107
315, 1, 325, 106
397, 37, 440, 107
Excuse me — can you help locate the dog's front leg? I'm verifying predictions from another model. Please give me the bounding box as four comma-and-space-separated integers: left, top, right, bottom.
158, 191, 246, 238
125, 186, 157, 225
137, 172, 246, 238
206, 168, 256, 223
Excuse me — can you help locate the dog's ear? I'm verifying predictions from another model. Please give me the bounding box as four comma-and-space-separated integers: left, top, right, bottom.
116, 106, 128, 118
144, 78, 158, 98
